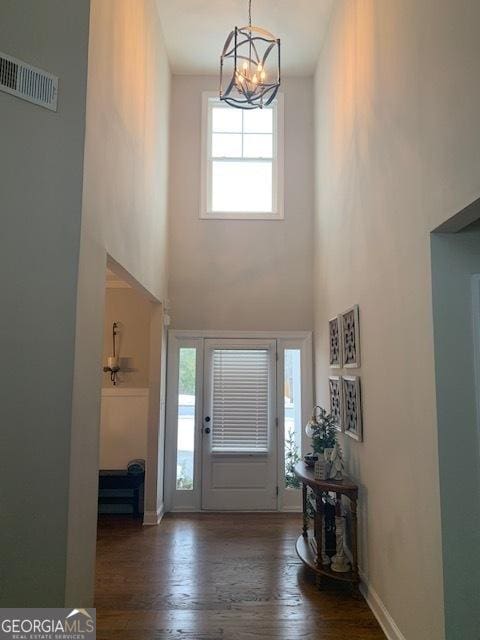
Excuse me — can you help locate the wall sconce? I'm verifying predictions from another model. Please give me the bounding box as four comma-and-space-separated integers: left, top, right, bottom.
103, 321, 121, 385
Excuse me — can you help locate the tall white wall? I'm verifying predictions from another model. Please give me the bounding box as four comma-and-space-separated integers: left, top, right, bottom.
67, 0, 170, 605
168, 76, 314, 331
313, 1, 480, 638
0, 0, 90, 606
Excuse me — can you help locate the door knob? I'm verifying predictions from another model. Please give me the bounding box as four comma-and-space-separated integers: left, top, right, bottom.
204, 427, 211, 434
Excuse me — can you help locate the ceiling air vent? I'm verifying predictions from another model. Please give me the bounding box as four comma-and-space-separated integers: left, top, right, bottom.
0, 51, 58, 111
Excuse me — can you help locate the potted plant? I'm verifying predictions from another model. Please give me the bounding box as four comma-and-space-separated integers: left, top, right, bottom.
305, 405, 339, 479
285, 426, 301, 489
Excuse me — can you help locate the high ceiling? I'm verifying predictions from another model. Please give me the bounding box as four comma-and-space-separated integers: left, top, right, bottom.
155, 0, 335, 76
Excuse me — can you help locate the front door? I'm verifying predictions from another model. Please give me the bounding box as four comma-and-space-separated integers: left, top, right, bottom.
201, 339, 277, 510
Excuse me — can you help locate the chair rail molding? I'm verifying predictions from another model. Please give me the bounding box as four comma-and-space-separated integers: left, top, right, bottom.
101, 388, 149, 397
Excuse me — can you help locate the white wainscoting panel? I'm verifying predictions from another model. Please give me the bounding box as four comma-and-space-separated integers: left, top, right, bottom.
99, 388, 149, 469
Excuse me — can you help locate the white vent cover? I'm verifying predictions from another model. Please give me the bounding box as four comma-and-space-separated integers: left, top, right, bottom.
0, 51, 58, 111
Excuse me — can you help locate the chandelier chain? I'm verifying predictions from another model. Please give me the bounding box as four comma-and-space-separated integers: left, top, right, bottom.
248, 0, 252, 27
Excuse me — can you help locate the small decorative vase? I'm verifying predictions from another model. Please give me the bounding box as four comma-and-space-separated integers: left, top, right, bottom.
304, 453, 318, 468
331, 515, 351, 573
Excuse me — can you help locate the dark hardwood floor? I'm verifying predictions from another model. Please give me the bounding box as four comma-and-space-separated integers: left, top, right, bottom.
95, 513, 385, 640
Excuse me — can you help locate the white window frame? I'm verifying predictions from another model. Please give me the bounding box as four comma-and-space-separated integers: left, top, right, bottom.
200, 91, 284, 221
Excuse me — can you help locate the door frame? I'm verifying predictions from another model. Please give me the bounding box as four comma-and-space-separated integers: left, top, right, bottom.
471, 274, 480, 460
164, 330, 313, 512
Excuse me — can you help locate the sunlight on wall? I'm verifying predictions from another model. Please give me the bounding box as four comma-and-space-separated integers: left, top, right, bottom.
111, 1, 147, 140
330, 1, 376, 174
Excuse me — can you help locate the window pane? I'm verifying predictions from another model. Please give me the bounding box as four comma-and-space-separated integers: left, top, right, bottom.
212, 133, 242, 158
211, 350, 269, 453
243, 134, 273, 158
243, 107, 273, 133
211, 161, 272, 213
284, 349, 302, 489
212, 106, 242, 132
176, 348, 196, 490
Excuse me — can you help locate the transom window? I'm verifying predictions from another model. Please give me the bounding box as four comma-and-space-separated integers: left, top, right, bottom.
201, 94, 284, 220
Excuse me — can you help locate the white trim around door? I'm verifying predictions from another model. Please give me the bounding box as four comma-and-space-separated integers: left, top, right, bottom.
164, 330, 313, 513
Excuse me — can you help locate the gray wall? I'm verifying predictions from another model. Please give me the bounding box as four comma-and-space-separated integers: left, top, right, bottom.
431, 221, 480, 639
0, 0, 90, 605
168, 76, 314, 331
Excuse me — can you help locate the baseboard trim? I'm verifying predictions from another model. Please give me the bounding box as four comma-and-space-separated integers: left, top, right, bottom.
168, 508, 300, 513
359, 570, 406, 640
143, 503, 164, 525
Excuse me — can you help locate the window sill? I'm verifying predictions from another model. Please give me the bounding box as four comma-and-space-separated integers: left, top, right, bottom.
200, 210, 284, 221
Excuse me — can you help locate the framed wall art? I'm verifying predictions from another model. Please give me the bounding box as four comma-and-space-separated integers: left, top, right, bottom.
329, 375, 343, 431
342, 375, 363, 442
329, 315, 342, 368
341, 305, 360, 368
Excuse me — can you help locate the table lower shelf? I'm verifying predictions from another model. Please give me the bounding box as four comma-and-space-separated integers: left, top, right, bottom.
295, 534, 359, 584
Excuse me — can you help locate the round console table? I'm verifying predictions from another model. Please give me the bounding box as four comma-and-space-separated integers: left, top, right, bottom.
294, 462, 359, 590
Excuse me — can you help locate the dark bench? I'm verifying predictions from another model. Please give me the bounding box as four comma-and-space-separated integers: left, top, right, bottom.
98, 469, 144, 517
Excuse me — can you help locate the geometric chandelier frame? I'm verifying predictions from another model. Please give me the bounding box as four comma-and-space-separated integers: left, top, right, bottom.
219, 0, 281, 110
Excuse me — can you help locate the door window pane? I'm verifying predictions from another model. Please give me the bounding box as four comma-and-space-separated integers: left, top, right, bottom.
211, 349, 269, 453
176, 348, 196, 490
284, 349, 302, 489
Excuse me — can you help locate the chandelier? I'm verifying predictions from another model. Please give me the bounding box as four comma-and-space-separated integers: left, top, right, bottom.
219, 0, 281, 109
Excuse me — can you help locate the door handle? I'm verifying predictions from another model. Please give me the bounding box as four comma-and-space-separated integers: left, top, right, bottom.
204, 427, 211, 434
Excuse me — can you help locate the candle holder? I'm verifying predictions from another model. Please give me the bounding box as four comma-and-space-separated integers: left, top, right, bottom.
103, 321, 121, 385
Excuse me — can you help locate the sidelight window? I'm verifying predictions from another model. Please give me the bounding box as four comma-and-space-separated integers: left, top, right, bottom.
176, 347, 196, 490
